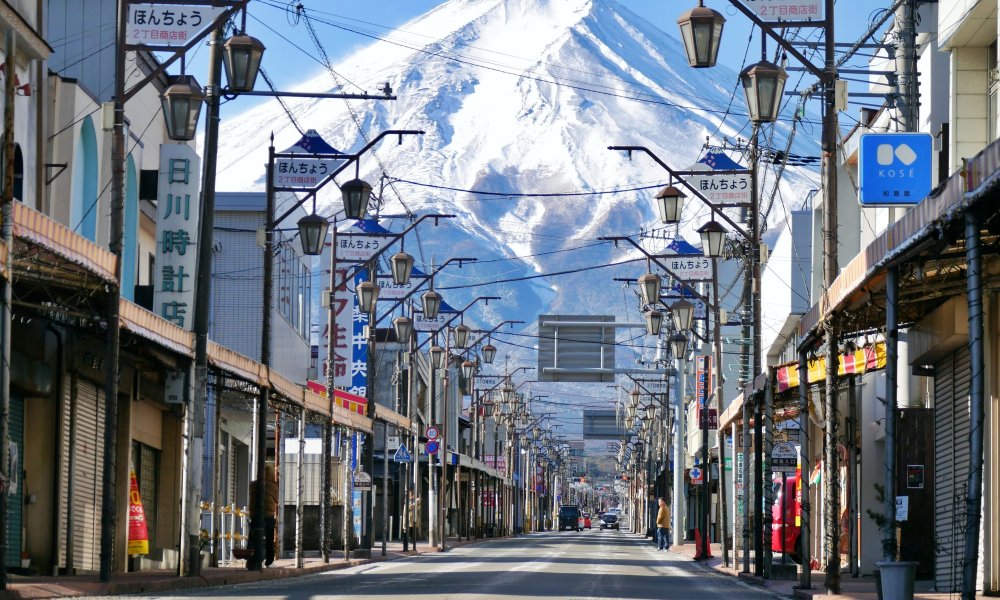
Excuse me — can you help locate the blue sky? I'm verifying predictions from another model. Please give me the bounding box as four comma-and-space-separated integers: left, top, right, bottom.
201, 0, 887, 119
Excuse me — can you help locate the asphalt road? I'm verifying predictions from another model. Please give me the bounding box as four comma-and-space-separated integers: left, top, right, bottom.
110, 529, 781, 599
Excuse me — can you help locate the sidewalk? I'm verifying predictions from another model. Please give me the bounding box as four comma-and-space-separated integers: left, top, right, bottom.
1, 536, 490, 600
664, 537, 981, 599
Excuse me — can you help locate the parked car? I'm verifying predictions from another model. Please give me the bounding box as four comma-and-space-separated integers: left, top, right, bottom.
582, 513, 592, 529
771, 471, 802, 561
559, 505, 582, 531
600, 513, 620, 530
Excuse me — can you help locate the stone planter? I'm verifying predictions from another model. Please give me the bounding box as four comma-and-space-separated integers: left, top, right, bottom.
875, 561, 919, 600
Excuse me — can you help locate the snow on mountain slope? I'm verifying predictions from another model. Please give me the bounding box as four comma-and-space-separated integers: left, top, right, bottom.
215, 0, 817, 363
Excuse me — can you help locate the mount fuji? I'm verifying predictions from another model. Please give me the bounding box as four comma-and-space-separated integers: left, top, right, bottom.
214, 0, 817, 377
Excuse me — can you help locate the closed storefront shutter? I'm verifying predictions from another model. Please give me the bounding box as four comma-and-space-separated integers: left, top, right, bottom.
7, 393, 23, 566
934, 347, 972, 592
59, 376, 105, 573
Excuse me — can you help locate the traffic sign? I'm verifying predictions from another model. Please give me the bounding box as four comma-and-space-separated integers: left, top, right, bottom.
353, 471, 372, 492
772, 442, 798, 474
859, 132, 933, 206
393, 444, 413, 463
690, 467, 703, 485
425, 426, 440, 441
426, 440, 439, 455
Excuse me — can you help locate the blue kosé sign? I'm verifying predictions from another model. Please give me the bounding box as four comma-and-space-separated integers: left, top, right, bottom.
859, 132, 933, 206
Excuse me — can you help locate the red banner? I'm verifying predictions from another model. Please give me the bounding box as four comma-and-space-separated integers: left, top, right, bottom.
306, 380, 369, 415
127, 470, 149, 555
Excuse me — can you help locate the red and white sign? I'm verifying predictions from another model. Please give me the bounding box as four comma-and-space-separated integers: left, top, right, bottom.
690, 467, 704, 486
426, 426, 440, 441
126, 4, 227, 47
127, 470, 149, 555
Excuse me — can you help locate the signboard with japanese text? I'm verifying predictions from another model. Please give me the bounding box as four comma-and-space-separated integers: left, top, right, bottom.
698, 407, 719, 430
745, 0, 824, 22
859, 133, 933, 206
328, 266, 368, 395
274, 157, 339, 190
376, 272, 428, 300
154, 144, 201, 330
484, 454, 506, 474
659, 254, 712, 281
335, 233, 395, 263
695, 355, 713, 408
771, 442, 799, 474
353, 471, 372, 492
126, 4, 227, 47
413, 308, 448, 333
686, 155, 751, 205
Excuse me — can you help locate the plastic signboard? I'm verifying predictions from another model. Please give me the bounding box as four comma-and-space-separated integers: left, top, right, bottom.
859, 132, 933, 206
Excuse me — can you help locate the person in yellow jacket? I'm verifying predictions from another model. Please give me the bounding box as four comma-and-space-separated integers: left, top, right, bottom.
656, 497, 671, 551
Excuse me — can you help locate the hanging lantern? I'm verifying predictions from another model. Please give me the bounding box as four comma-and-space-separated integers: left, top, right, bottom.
676, 1, 725, 68
740, 60, 788, 124
453, 323, 471, 349
697, 220, 727, 258
670, 332, 689, 359
389, 251, 414, 286
654, 185, 686, 224
638, 272, 662, 306
160, 75, 204, 141
422, 289, 442, 320
644, 309, 664, 336
356, 280, 379, 314
461, 360, 476, 381
295, 213, 329, 256
671, 299, 695, 332
393, 315, 413, 342
222, 33, 265, 93
482, 343, 497, 364
340, 178, 373, 220
429, 345, 446, 369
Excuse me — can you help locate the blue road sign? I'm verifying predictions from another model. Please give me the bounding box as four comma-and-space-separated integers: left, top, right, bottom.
393, 444, 413, 463
426, 440, 439, 455
859, 132, 933, 206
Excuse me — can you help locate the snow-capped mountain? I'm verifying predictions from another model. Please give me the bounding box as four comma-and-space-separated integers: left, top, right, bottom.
215, 0, 815, 370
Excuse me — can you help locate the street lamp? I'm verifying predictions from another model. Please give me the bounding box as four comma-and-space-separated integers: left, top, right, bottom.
671, 300, 695, 332
422, 289, 443, 320
356, 279, 379, 314
390, 251, 414, 286
670, 332, 689, 359
740, 60, 788, 124
676, 1, 725, 68
296, 212, 329, 256
655, 185, 686, 224
453, 323, 471, 349
697, 220, 727, 258
482, 342, 497, 364
161, 75, 204, 141
429, 345, 446, 370
638, 272, 662, 306
222, 33, 265, 93
461, 359, 476, 381
341, 178, 373, 220
393, 315, 413, 341
502, 385, 515, 405
644, 309, 664, 336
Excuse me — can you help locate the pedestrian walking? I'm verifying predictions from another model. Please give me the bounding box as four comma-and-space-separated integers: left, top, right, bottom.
249, 463, 279, 568
656, 497, 671, 551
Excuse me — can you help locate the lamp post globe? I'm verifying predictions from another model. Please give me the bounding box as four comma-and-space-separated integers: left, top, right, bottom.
222, 33, 265, 93
429, 345, 446, 370
340, 178, 373, 220
676, 1, 725, 68
481, 343, 497, 364
654, 185, 686, 224
453, 323, 471, 349
421, 289, 442, 320
625, 416, 635, 430
461, 359, 476, 382
740, 60, 788, 124
671, 299, 695, 332
697, 220, 727, 258
638, 272, 662, 306
356, 280, 379, 314
630, 388, 641, 408
670, 332, 688, 359
161, 75, 204, 141
389, 251, 414, 286
392, 315, 412, 342
533, 425, 542, 439
502, 385, 515, 405
296, 212, 329, 256
644, 309, 664, 336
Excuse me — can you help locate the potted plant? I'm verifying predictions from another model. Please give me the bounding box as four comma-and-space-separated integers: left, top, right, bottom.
867, 484, 918, 600
19, 550, 29, 569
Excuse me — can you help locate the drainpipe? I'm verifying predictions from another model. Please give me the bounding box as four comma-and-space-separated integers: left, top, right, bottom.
961, 210, 985, 600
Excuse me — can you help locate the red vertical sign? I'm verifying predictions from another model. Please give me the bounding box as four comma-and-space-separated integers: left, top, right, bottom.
127, 470, 149, 555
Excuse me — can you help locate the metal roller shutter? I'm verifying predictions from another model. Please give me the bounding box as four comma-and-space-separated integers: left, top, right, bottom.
934, 347, 971, 592
7, 393, 23, 566
60, 375, 105, 573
